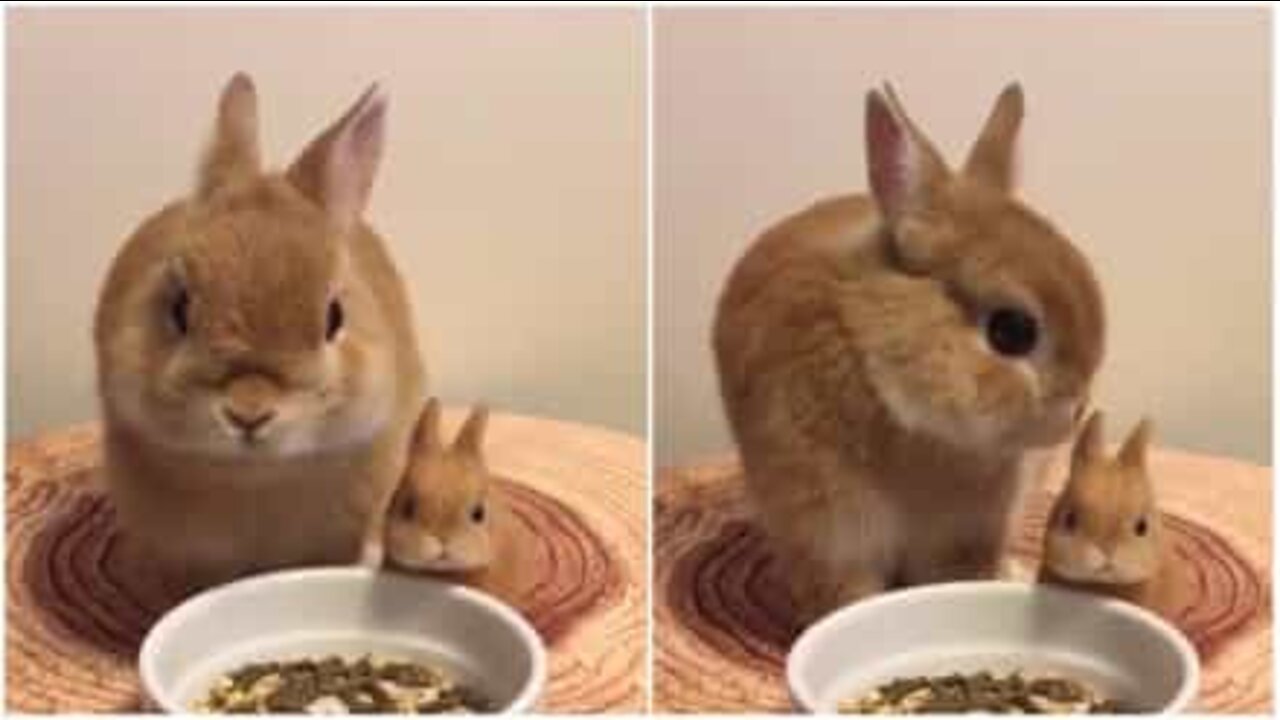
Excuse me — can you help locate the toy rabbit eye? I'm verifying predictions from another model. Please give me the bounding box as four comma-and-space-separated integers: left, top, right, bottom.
1061, 508, 1078, 532
1134, 517, 1149, 536
326, 299, 344, 342
470, 503, 485, 524
986, 307, 1038, 357
171, 289, 190, 336
397, 495, 417, 521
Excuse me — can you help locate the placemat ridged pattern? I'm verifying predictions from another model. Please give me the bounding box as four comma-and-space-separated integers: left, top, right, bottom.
655, 451, 1271, 712
7, 413, 646, 712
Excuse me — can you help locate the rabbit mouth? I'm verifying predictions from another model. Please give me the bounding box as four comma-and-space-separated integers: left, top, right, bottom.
424, 558, 483, 573
207, 409, 349, 458
206, 422, 322, 459
1054, 558, 1148, 586
232, 432, 277, 453
390, 554, 483, 574
216, 423, 283, 454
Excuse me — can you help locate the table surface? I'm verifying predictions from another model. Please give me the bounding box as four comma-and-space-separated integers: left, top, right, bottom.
655, 448, 1272, 713
6, 412, 646, 713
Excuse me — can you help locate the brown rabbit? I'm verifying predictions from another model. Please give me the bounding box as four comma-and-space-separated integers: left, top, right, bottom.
94, 74, 426, 591
383, 400, 521, 598
713, 84, 1106, 625
1039, 412, 1179, 617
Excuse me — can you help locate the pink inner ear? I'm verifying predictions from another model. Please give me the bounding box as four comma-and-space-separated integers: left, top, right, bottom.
866, 97, 909, 219
323, 92, 387, 230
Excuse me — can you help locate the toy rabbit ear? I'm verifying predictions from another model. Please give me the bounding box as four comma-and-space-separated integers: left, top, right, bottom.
1071, 410, 1106, 475
286, 82, 387, 232
1118, 417, 1154, 471
453, 405, 490, 458
197, 72, 261, 199
412, 398, 444, 453
865, 83, 952, 265
963, 83, 1024, 193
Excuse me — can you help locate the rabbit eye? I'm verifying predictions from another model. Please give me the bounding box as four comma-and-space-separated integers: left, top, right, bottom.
1134, 517, 1149, 536
1061, 508, 1078, 532
397, 495, 417, 521
986, 308, 1038, 357
170, 289, 190, 336
326, 299, 344, 342
470, 503, 485, 524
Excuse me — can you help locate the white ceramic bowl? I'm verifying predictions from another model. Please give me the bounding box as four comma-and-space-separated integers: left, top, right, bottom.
140, 567, 545, 713
788, 581, 1198, 713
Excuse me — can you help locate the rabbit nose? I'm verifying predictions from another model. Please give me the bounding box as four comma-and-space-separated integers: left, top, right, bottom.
223, 406, 275, 435
418, 536, 444, 561
1082, 543, 1108, 571
223, 375, 280, 437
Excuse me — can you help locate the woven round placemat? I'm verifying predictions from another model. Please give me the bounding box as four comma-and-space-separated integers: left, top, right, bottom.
655, 450, 1272, 712
7, 412, 646, 712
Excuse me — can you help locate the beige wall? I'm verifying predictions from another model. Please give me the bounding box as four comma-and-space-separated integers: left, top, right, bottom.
656, 8, 1270, 465
8, 8, 645, 440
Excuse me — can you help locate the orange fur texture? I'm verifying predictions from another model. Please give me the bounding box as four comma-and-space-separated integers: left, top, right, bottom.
94, 74, 426, 591
1039, 413, 1179, 617
384, 400, 521, 598
713, 84, 1106, 625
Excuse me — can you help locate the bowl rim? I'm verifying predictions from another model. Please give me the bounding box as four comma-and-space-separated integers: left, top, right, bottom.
139, 566, 547, 713
786, 580, 1200, 714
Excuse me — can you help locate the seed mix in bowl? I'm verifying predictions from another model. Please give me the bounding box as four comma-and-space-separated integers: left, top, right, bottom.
193, 654, 490, 714
837, 671, 1132, 714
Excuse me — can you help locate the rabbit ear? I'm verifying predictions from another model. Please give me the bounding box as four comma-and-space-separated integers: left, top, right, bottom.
963, 83, 1024, 193
453, 405, 490, 458
286, 82, 387, 232
864, 84, 950, 228
412, 398, 444, 454
1118, 417, 1154, 471
1071, 410, 1106, 476
197, 73, 261, 198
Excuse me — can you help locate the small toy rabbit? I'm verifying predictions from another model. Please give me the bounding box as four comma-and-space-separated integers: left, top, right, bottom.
1039, 411, 1179, 617
713, 83, 1106, 625
384, 399, 498, 573
383, 400, 521, 598
95, 74, 426, 590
